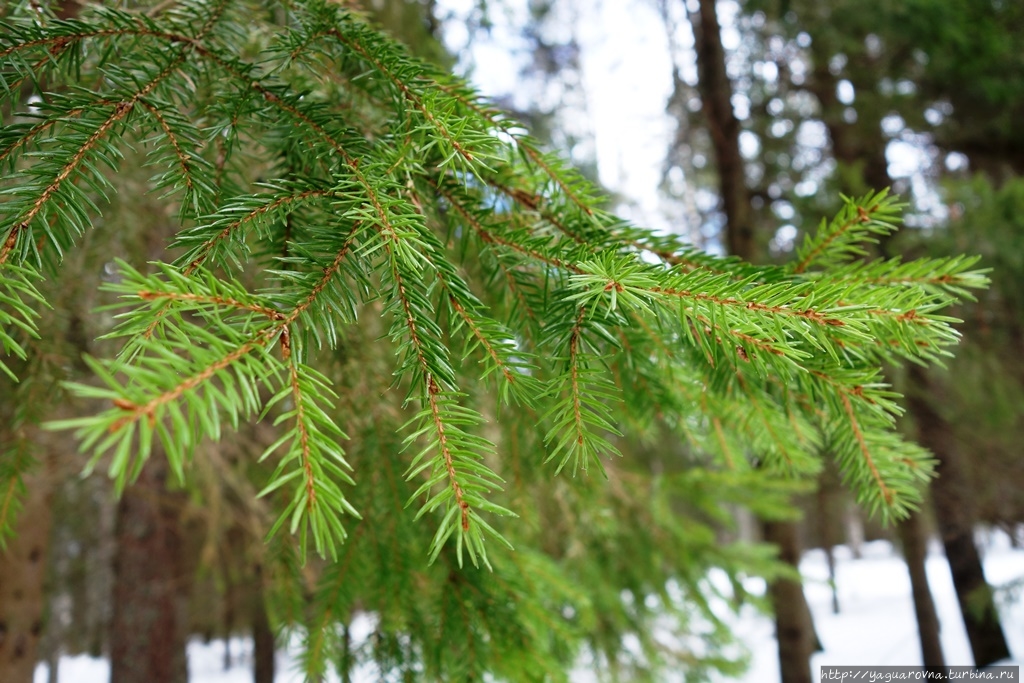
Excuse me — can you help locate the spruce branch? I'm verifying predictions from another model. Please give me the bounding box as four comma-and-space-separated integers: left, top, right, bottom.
381, 232, 512, 567
52, 248, 365, 556
540, 302, 624, 476
260, 357, 358, 561
322, 22, 494, 172
432, 178, 583, 274
0, 111, 88, 169
0, 44, 203, 264
428, 76, 762, 278
1, 2, 989, 572
0, 363, 66, 545
814, 254, 988, 299
436, 268, 541, 406
0, 264, 44, 380
791, 189, 902, 274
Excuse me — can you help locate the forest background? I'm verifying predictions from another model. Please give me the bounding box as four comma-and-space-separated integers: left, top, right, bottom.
0, 0, 1023, 682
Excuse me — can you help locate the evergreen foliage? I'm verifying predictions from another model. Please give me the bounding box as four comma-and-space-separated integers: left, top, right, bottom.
905, 176, 1024, 528
0, 0, 988, 678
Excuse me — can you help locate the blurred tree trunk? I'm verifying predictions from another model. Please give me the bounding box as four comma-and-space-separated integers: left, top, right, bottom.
689, 2, 818, 681
0, 0, 80, 672
252, 566, 274, 683
691, 0, 752, 259
906, 366, 1010, 666
816, 460, 842, 615
0, 462, 55, 683
762, 521, 818, 683
897, 510, 945, 669
807, 39, 890, 196
843, 505, 864, 560
109, 456, 188, 683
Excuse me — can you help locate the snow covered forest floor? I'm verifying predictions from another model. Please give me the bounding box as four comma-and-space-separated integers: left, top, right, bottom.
732, 531, 1024, 679
35, 530, 1024, 682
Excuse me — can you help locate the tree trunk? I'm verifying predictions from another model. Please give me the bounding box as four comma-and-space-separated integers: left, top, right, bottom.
897, 509, 945, 669
906, 366, 1010, 666
843, 504, 864, 559
817, 460, 842, 615
0, 464, 55, 683
46, 650, 59, 683
763, 520, 818, 683
691, 0, 753, 259
109, 456, 188, 683
252, 567, 275, 683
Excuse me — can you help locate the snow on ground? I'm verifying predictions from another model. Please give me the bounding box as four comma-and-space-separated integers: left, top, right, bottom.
34, 531, 1024, 682
727, 532, 1024, 682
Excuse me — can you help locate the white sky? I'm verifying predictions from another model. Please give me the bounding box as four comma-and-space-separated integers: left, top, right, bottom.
435, 0, 681, 232
569, 0, 676, 220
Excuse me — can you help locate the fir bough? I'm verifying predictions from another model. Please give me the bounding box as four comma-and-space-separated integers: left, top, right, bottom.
0, 0, 987, 677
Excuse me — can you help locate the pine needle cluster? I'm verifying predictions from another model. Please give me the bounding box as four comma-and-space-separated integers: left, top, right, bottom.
0, 0, 987, 678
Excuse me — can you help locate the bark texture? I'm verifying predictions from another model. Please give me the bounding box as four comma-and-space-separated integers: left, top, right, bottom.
0, 465, 55, 683
109, 456, 188, 683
